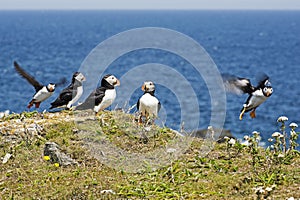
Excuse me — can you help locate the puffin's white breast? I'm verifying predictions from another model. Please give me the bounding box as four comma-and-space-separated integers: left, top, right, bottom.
33, 86, 53, 102
67, 86, 83, 108
94, 89, 116, 112
139, 93, 160, 117
246, 89, 268, 109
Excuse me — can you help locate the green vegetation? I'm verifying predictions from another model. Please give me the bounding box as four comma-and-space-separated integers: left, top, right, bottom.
0, 111, 299, 199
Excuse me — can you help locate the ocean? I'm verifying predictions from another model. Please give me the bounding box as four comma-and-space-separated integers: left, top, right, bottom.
0, 10, 299, 145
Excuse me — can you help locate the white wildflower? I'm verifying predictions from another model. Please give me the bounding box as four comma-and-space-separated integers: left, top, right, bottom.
289, 122, 298, 129
228, 138, 236, 145
277, 116, 288, 122
278, 153, 284, 158
272, 132, 281, 138
243, 135, 250, 140
256, 136, 262, 141
223, 136, 230, 140
0, 110, 9, 119
287, 197, 295, 200
252, 131, 260, 136
268, 138, 273, 142
241, 140, 250, 146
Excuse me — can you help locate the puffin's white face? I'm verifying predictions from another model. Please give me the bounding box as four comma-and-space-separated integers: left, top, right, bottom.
142, 81, 155, 92
263, 87, 273, 97
263, 80, 273, 97
105, 75, 120, 86
75, 72, 86, 82
47, 83, 56, 92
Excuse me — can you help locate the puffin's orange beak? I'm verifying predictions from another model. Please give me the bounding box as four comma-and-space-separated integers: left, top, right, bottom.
49, 86, 55, 92
115, 79, 120, 86
265, 88, 272, 97
141, 83, 146, 91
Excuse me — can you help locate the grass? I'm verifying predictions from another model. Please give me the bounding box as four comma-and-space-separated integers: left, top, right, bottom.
0, 111, 299, 199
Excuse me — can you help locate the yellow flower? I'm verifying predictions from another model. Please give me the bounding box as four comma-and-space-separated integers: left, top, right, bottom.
43, 156, 50, 161
54, 163, 60, 167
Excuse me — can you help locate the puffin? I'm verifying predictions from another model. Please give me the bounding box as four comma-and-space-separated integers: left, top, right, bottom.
137, 81, 161, 123
222, 73, 273, 120
50, 72, 86, 110
14, 61, 55, 109
76, 74, 120, 114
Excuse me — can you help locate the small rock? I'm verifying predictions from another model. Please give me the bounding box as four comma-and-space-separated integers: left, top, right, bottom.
43, 142, 78, 166
100, 189, 115, 195
192, 128, 233, 142
144, 126, 151, 131
2, 153, 12, 164
166, 148, 177, 153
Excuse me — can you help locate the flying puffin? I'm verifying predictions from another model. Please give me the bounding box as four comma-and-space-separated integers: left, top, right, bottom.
137, 81, 161, 123
50, 72, 86, 110
222, 73, 273, 120
14, 61, 55, 109
76, 74, 120, 114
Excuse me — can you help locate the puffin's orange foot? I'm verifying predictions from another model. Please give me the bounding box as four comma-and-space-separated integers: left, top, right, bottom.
250, 110, 256, 118
27, 101, 34, 109
35, 102, 41, 108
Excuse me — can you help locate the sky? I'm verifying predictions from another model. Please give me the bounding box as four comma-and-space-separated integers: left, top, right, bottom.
0, 0, 300, 10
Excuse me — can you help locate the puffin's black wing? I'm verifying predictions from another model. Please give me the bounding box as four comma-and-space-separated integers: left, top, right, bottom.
136, 98, 140, 110
50, 85, 74, 109
222, 73, 255, 95
14, 61, 43, 92
157, 101, 161, 113
76, 87, 106, 110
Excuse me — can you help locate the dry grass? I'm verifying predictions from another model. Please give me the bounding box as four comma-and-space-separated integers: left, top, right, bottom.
0, 110, 299, 199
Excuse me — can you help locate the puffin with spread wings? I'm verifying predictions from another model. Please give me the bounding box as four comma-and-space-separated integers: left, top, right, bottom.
76, 74, 120, 114
14, 61, 56, 109
222, 73, 273, 120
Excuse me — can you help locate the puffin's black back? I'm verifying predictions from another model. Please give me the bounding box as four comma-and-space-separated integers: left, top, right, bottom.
76, 75, 114, 110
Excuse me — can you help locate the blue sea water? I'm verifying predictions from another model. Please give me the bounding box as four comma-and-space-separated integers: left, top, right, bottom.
0, 10, 299, 144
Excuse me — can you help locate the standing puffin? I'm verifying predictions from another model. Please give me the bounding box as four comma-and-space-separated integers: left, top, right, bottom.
222, 73, 273, 120
137, 81, 161, 123
76, 74, 120, 114
14, 61, 55, 109
50, 72, 86, 110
